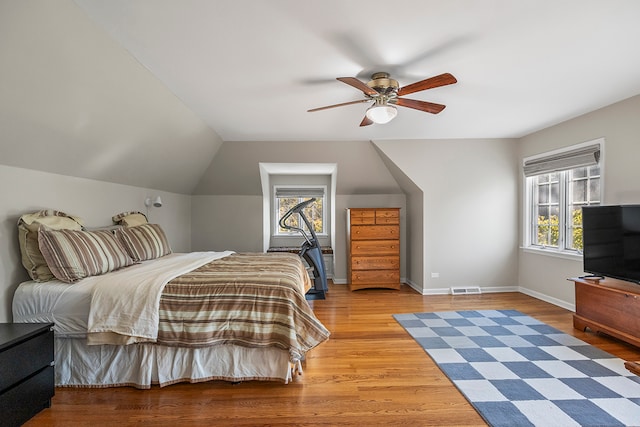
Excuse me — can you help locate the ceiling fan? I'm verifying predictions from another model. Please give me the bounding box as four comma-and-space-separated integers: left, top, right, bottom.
308, 72, 457, 126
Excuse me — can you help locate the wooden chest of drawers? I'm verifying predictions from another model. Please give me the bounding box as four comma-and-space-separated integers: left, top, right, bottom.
347, 208, 400, 291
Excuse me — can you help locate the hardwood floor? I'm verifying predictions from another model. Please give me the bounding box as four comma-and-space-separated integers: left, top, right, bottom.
26, 281, 640, 426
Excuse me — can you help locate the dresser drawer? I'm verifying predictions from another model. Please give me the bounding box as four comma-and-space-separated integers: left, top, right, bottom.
0, 328, 53, 391
351, 225, 398, 240
351, 269, 400, 285
375, 209, 399, 224
351, 256, 399, 270
1, 366, 54, 427
350, 210, 375, 225
351, 240, 399, 256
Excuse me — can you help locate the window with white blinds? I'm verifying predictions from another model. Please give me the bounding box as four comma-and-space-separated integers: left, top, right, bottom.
524, 140, 603, 254
274, 186, 326, 235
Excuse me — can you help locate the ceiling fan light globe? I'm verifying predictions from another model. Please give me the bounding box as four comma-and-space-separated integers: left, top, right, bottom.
365, 104, 397, 124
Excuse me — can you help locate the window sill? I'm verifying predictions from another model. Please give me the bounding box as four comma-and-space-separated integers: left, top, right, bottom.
272, 234, 329, 238
267, 246, 333, 255
521, 246, 582, 262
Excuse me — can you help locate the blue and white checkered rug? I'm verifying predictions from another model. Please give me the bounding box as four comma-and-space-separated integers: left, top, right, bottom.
394, 309, 640, 427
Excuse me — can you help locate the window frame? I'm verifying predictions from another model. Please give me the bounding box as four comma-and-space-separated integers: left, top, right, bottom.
523, 140, 604, 259
273, 185, 327, 237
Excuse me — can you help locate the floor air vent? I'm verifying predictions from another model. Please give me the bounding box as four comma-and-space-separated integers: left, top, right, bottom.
450, 287, 482, 295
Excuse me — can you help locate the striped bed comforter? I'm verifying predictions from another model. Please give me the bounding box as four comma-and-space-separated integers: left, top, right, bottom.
156, 252, 329, 362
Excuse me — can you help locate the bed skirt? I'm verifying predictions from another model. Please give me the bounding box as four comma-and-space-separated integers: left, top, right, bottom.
54, 337, 298, 389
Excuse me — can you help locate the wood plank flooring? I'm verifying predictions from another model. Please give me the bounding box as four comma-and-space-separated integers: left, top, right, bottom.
26, 282, 640, 426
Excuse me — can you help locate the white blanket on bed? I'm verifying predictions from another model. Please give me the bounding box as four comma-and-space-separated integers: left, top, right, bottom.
87, 251, 233, 345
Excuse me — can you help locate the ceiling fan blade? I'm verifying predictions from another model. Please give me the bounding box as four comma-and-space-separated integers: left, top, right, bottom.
308, 99, 370, 112
359, 116, 373, 127
397, 73, 457, 96
395, 98, 446, 114
337, 77, 378, 96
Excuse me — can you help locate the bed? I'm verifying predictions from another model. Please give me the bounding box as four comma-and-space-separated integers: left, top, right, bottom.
12, 210, 330, 388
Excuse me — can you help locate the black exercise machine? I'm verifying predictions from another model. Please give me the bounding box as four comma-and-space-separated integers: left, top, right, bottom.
278, 198, 328, 300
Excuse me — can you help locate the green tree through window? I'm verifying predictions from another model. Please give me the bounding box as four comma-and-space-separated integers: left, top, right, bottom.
277, 197, 323, 234
530, 165, 599, 252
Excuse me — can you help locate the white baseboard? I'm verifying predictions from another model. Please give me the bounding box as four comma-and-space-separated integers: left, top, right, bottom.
333, 279, 575, 312
406, 282, 520, 296
518, 286, 575, 312
404, 280, 419, 293
482, 285, 520, 293
422, 287, 453, 295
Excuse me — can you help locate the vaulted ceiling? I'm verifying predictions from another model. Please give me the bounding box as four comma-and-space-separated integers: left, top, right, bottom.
2, 1, 640, 195
75, 0, 640, 141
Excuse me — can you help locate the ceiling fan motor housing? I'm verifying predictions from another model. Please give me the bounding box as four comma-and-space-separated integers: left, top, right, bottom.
367, 72, 399, 96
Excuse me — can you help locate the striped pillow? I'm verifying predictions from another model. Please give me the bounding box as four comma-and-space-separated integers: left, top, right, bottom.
115, 223, 172, 262
38, 228, 135, 283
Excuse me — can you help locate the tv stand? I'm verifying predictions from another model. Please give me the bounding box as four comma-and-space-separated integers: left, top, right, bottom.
572, 277, 640, 348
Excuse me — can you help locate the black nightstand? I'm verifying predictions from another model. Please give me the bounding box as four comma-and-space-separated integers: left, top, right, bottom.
0, 323, 55, 427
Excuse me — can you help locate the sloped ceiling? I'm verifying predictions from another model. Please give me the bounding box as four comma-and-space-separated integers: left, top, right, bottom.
3, 1, 640, 195
0, 1, 222, 194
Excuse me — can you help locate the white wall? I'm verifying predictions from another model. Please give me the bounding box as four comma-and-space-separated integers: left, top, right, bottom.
373, 145, 424, 288
192, 141, 403, 196
0, 165, 192, 322
191, 195, 264, 253
518, 94, 640, 308
374, 138, 520, 294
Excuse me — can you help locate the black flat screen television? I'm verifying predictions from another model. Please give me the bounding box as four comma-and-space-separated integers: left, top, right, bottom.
582, 205, 640, 283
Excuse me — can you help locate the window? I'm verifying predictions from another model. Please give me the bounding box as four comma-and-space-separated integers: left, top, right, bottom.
524, 141, 602, 254
274, 186, 325, 236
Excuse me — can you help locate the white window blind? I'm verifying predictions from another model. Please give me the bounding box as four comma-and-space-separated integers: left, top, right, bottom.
523, 144, 600, 177
275, 187, 325, 198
